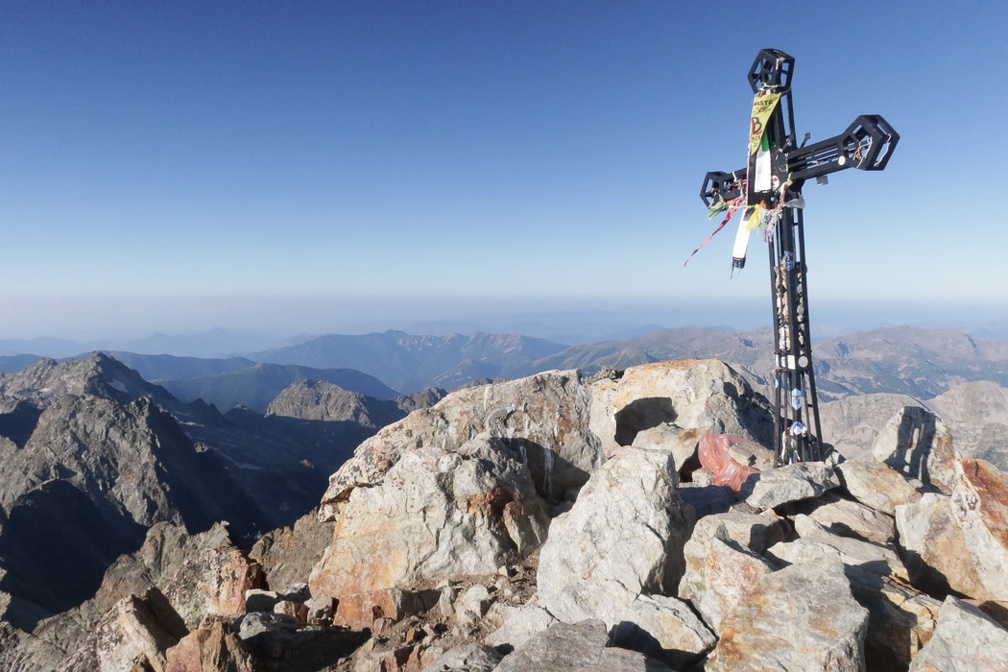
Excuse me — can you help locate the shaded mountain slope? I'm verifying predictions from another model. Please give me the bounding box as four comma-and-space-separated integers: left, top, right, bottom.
0, 356, 260, 629
154, 362, 399, 413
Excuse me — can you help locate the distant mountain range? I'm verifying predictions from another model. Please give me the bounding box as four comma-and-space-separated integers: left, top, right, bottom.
4, 326, 1008, 408
4, 324, 1008, 637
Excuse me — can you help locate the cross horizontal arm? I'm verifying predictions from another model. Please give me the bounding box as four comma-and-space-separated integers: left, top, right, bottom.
699, 114, 899, 207
787, 115, 899, 182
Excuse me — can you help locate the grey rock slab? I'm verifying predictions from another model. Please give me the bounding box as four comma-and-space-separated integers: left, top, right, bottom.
908, 596, 1008, 671
803, 491, 897, 545
310, 432, 549, 601
536, 447, 691, 627
739, 461, 840, 511
686, 510, 788, 555
484, 604, 557, 650
425, 642, 504, 672
836, 459, 922, 515
494, 619, 673, 672
706, 556, 869, 672
677, 524, 776, 633
779, 514, 908, 582
610, 594, 716, 671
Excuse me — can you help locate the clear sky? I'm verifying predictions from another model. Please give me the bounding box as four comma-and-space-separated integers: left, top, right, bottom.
1, 1, 1006, 340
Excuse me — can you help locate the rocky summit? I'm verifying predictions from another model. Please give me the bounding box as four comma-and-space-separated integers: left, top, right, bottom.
2, 357, 1008, 670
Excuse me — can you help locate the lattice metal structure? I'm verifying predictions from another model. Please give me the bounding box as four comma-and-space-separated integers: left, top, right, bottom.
700, 49, 899, 465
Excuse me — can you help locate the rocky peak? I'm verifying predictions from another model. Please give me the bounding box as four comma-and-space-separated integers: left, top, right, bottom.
0, 351, 171, 410
265, 380, 404, 429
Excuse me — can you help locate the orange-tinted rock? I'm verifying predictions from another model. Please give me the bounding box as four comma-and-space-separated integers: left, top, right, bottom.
164, 615, 255, 672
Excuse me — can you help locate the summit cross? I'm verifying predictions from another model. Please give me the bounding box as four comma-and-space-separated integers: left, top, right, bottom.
699, 49, 899, 465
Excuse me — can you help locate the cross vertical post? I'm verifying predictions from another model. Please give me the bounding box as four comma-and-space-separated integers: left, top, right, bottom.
699, 49, 899, 464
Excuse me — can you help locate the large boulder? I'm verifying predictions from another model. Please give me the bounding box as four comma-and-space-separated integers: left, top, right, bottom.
164, 615, 255, 672
495, 620, 673, 672
309, 433, 549, 621
768, 514, 908, 583
836, 459, 922, 515
909, 596, 1008, 671
707, 557, 870, 672
897, 492, 989, 599
58, 589, 188, 672
739, 461, 840, 511
588, 360, 773, 459
610, 594, 716, 670
537, 447, 690, 627
872, 406, 957, 494
677, 522, 776, 633
949, 458, 1008, 601
319, 370, 602, 515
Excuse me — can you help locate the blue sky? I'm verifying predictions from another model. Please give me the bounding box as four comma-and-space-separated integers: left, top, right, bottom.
1, 1, 1006, 340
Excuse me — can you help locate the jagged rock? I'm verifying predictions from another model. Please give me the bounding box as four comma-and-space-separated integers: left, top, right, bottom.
896, 492, 989, 599
164, 615, 255, 672
872, 406, 958, 494
588, 360, 773, 459
319, 370, 602, 514
0, 368, 256, 628
798, 491, 897, 545
836, 459, 922, 515
687, 510, 787, 555
454, 584, 493, 626
121, 523, 263, 630
59, 588, 188, 672
677, 523, 776, 633
908, 596, 1008, 671
332, 588, 438, 631
305, 596, 335, 625
266, 380, 403, 429
707, 557, 870, 672
949, 459, 1008, 602
248, 508, 335, 593
495, 619, 673, 672
537, 447, 690, 627
484, 604, 557, 649
768, 514, 908, 582
610, 594, 716, 670
739, 461, 840, 511
273, 599, 308, 621
849, 575, 941, 672
1, 521, 263, 672
281, 582, 311, 603
424, 642, 504, 672
310, 432, 548, 618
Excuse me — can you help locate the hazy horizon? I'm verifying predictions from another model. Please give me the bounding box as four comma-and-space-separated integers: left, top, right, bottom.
2, 294, 1006, 359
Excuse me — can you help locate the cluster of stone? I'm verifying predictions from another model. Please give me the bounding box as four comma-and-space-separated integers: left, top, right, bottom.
5, 360, 1007, 671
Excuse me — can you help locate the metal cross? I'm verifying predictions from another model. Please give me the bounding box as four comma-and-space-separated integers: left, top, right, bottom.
700, 49, 899, 465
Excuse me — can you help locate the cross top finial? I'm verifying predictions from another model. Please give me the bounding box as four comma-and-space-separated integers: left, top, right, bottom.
748, 48, 795, 93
